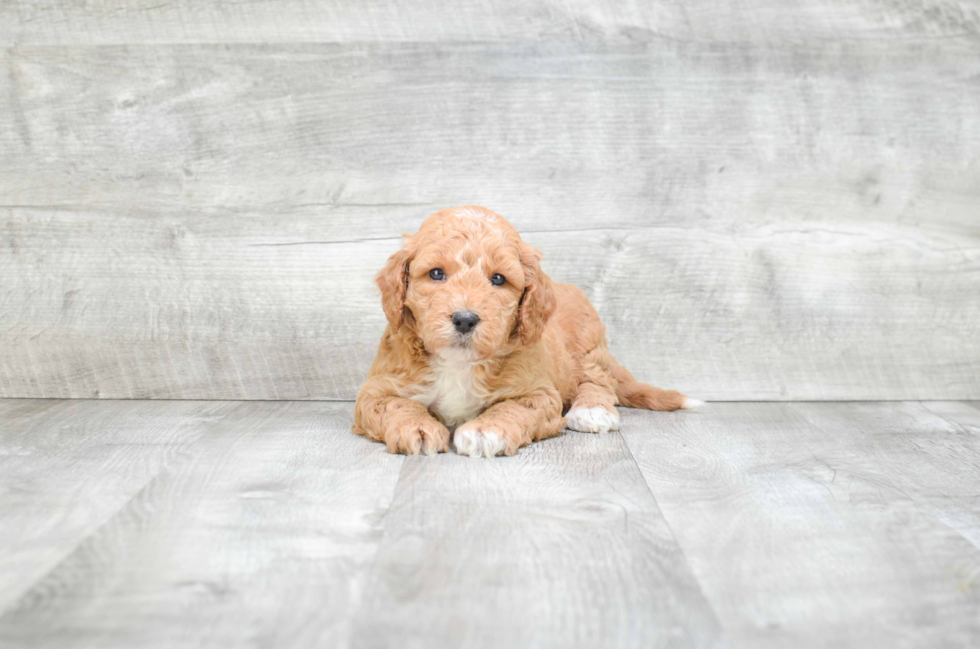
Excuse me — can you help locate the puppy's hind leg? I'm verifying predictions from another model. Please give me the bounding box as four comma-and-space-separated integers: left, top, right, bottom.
566, 351, 621, 434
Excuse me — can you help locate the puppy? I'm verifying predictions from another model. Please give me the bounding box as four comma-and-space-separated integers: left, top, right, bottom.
353, 206, 701, 457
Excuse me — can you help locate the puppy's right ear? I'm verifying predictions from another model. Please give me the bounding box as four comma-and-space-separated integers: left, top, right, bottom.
376, 236, 415, 328
514, 242, 557, 345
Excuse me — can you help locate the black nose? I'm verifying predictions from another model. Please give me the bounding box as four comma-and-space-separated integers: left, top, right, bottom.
452, 311, 480, 334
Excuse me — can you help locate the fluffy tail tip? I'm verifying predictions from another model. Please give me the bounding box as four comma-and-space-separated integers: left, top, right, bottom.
681, 397, 705, 410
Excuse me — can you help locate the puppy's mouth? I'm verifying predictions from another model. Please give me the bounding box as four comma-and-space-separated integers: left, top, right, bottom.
435, 335, 484, 362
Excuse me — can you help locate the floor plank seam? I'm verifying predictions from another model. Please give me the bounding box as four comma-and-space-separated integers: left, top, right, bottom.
341, 451, 407, 640
614, 428, 729, 643
0, 462, 180, 619
0, 401, 254, 618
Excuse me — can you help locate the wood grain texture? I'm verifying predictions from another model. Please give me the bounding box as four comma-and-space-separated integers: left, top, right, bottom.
1, 0, 978, 44
3, 42, 978, 232
888, 400, 980, 549
921, 400, 980, 433
1, 41, 978, 401
2, 399, 980, 646
350, 428, 723, 649
0, 398, 237, 613
2, 213, 977, 401
0, 400, 405, 648
620, 402, 980, 649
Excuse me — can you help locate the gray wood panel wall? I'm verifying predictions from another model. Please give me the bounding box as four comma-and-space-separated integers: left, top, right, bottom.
1, 2, 978, 401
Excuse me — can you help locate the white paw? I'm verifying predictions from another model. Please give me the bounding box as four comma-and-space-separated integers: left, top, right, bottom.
454, 425, 507, 458
565, 406, 620, 434
681, 398, 705, 410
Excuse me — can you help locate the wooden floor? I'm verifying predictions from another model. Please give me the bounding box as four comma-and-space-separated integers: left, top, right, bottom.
0, 399, 978, 648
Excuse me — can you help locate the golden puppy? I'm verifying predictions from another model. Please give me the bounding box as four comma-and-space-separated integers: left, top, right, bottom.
353, 206, 701, 457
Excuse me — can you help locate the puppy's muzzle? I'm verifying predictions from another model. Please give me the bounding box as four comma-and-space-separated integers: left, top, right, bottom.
452, 311, 480, 335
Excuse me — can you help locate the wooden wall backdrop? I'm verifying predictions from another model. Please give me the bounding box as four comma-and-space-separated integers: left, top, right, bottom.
1, 2, 978, 401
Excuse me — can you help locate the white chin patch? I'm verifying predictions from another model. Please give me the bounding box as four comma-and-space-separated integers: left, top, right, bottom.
454, 426, 506, 458
565, 406, 620, 434
681, 398, 705, 410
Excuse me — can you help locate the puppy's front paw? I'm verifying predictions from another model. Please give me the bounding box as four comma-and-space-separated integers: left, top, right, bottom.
385, 417, 450, 456
565, 406, 620, 434
454, 422, 507, 458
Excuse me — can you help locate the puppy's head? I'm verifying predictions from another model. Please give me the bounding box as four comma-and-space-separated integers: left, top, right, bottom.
376, 206, 555, 359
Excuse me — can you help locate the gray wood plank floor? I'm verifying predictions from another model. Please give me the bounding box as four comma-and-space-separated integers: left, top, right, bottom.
1, 399, 978, 648
620, 401, 980, 649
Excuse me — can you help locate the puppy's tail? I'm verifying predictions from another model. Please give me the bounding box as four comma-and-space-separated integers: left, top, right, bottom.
610, 361, 703, 411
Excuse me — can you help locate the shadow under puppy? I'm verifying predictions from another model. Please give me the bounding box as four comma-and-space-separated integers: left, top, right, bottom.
353, 206, 701, 457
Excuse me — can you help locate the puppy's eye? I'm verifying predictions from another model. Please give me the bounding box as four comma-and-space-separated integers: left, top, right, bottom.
490, 273, 506, 286
429, 268, 446, 281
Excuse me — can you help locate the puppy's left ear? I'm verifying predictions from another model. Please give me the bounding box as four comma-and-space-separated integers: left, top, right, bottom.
376, 236, 415, 329
515, 242, 557, 344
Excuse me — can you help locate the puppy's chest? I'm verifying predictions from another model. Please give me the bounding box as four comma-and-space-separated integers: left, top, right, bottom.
409, 356, 491, 427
